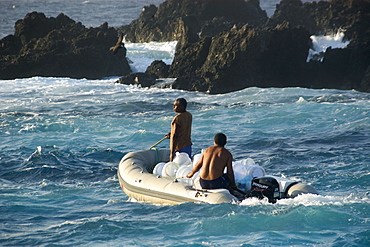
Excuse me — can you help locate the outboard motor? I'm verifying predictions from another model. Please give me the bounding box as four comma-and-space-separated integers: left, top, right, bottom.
249, 176, 299, 203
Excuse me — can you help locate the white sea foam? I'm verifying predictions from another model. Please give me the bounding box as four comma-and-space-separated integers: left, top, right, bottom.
125, 32, 349, 71
307, 31, 350, 62
125, 41, 178, 72
240, 193, 370, 207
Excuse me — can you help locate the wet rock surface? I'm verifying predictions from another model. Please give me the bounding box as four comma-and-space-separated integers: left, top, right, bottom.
0, 12, 131, 80
119, 0, 370, 93
1, 0, 369, 94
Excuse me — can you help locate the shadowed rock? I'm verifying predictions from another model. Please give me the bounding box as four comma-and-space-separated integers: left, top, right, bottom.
0, 12, 131, 80
119, 0, 370, 93
115, 72, 157, 87
110, 33, 126, 55
146, 60, 170, 79
119, 0, 268, 43
1, 0, 369, 94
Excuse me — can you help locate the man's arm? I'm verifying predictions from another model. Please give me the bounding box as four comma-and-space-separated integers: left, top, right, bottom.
226, 153, 237, 188
186, 154, 203, 178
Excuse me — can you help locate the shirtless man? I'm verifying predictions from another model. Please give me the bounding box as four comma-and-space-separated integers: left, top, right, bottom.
186, 133, 237, 192
165, 98, 192, 161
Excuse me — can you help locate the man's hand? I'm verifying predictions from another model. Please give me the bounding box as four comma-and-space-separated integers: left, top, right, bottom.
186, 171, 194, 178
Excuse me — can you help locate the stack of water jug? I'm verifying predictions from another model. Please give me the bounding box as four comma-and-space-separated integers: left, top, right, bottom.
152, 152, 265, 192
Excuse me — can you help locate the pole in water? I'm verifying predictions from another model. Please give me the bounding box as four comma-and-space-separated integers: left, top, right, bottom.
148, 136, 167, 150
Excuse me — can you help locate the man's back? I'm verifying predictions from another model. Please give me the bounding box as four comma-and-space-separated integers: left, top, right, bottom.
199, 145, 232, 181
186, 133, 237, 190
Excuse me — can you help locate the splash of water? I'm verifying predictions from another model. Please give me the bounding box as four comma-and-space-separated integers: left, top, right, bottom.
307, 31, 350, 62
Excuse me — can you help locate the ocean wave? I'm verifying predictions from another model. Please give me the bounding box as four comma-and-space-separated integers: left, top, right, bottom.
239, 193, 370, 207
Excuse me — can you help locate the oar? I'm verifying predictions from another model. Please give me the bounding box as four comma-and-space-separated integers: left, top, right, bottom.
148, 136, 167, 150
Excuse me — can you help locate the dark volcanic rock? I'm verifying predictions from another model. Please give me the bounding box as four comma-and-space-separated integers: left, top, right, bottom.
119, 0, 268, 43
172, 76, 210, 92
3, 0, 369, 94
268, 0, 370, 38
169, 0, 370, 93
0, 12, 131, 80
360, 65, 370, 92
115, 72, 157, 88
145, 60, 170, 78
265, 0, 370, 93
169, 36, 213, 79
170, 23, 312, 94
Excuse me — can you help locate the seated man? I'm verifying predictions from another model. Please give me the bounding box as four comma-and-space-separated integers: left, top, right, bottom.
186, 133, 237, 192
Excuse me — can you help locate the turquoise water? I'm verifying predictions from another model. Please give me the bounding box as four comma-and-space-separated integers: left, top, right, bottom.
1, 0, 370, 246
1, 78, 369, 246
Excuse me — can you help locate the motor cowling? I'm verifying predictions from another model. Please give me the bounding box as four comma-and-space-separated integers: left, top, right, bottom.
249, 176, 298, 203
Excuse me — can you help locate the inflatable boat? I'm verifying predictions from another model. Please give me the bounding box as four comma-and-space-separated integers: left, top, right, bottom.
117, 149, 318, 205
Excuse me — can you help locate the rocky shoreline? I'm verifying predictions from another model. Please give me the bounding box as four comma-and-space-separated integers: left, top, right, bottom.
1, 0, 369, 94
0, 12, 131, 80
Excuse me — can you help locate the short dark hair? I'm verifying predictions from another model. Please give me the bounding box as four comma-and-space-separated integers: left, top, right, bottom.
176, 98, 187, 109
214, 133, 227, 146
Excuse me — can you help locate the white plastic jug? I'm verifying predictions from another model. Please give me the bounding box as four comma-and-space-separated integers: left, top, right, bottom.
175, 165, 193, 185
162, 162, 180, 177
173, 152, 192, 167
240, 158, 256, 166
233, 159, 266, 192
245, 165, 265, 178
153, 162, 166, 176
192, 153, 202, 167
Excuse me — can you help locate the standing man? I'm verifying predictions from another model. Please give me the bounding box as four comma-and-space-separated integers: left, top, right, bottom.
186, 133, 237, 193
166, 98, 192, 161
